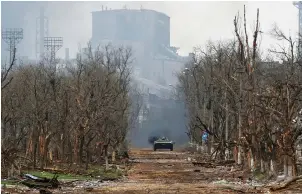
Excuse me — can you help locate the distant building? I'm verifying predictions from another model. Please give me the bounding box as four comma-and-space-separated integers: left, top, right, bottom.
91, 8, 189, 87
91, 9, 170, 53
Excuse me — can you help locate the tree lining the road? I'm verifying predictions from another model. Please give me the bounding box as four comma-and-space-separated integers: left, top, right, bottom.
1, 43, 143, 177
177, 5, 302, 177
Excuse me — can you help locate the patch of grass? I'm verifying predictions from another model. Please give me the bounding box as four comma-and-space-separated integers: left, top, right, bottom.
87, 165, 123, 180
22, 165, 123, 181
253, 169, 266, 181
1, 180, 19, 185
23, 170, 91, 180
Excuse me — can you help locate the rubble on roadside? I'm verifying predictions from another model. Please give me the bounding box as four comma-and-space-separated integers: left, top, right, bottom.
212, 178, 264, 187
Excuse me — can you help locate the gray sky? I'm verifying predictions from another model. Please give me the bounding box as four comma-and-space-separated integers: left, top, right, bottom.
1, 1, 298, 59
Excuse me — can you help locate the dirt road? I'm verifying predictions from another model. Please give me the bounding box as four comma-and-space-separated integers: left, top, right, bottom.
5, 148, 301, 193
94, 148, 261, 194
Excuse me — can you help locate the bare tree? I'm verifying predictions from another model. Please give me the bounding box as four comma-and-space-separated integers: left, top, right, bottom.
1, 42, 140, 175
1, 48, 17, 90
177, 5, 302, 179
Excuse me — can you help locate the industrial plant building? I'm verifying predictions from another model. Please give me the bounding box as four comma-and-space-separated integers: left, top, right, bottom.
91, 8, 188, 92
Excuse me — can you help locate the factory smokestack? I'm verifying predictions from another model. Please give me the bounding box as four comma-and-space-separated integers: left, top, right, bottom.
36, 6, 48, 61
65, 48, 69, 63
39, 7, 45, 59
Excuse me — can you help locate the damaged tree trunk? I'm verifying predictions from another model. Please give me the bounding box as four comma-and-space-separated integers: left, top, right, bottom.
270, 176, 302, 191
284, 155, 289, 177
112, 149, 116, 163
67, 136, 73, 164
33, 134, 39, 169
287, 155, 294, 177
74, 132, 79, 165
85, 150, 90, 170
237, 67, 243, 165
84, 133, 96, 170
79, 135, 85, 165
250, 135, 256, 172
291, 155, 297, 177
260, 157, 264, 173
269, 158, 277, 176
104, 144, 109, 170
225, 91, 229, 160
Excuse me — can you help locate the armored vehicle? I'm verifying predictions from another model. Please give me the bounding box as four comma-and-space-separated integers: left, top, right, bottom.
153, 137, 174, 151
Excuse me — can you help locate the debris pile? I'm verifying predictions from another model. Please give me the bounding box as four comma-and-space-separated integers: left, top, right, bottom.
20, 174, 59, 189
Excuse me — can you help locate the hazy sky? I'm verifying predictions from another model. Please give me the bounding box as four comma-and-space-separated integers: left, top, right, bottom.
1, 1, 299, 60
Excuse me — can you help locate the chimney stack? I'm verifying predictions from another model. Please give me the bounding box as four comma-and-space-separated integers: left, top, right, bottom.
65, 48, 69, 63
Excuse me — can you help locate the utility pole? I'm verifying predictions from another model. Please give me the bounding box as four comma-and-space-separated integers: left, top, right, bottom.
44, 37, 63, 64
1, 28, 23, 64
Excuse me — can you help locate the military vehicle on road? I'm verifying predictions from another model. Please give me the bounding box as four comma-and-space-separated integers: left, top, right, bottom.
153, 137, 174, 151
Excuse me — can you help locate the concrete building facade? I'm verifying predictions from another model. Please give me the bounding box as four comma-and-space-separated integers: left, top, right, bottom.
91, 8, 188, 88
91, 9, 170, 53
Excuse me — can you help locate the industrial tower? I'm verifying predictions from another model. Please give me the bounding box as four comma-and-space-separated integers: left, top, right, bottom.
36, 7, 49, 61
293, 1, 302, 57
